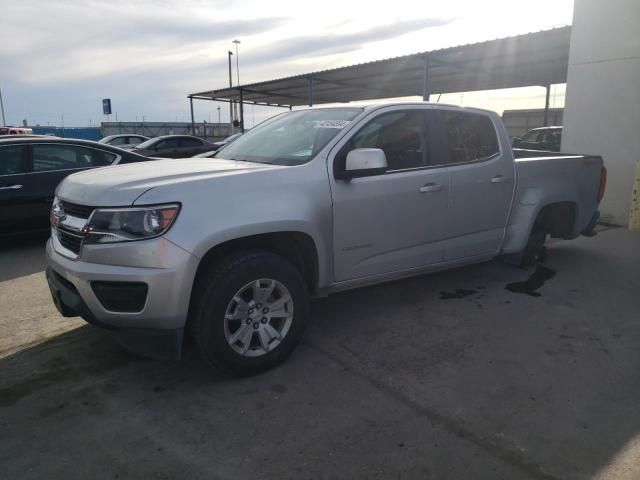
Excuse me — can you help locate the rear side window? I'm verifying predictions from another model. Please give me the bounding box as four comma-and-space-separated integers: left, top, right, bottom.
32, 144, 116, 171
441, 111, 499, 164
156, 138, 180, 149
109, 137, 127, 146
0, 145, 27, 175
180, 138, 202, 147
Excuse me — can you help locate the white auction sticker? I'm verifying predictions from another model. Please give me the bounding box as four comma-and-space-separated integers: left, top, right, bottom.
313, 120, 351, 129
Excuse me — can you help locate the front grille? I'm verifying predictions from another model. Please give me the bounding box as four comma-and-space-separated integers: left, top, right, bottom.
57, 227, 83, 254
61, 201, 94, 219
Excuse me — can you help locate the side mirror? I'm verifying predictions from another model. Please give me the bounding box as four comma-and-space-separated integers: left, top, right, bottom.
340, 148, 388, 180
512, 137, 521, 147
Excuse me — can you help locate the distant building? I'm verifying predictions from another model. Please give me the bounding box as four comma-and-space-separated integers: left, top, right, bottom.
31, 126, 101, 141
100, 122, 231, 141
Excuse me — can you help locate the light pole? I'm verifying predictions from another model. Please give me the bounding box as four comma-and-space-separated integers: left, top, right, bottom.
217, 105, 221, 124
0, 88, 6, 126
228, 50, 234, 134
232, 39, 241, 86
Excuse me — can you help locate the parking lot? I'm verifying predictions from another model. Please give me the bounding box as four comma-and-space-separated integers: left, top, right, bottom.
1, 227, 639, 480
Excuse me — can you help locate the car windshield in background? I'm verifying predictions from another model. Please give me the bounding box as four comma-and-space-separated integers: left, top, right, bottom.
218, 108, 364, 166
134, 138, 157, 149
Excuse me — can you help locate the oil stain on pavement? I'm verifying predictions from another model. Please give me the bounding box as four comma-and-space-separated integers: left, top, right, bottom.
505, 266, 556, 297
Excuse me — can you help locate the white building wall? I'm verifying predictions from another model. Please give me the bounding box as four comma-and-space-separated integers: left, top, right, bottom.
561, 0, 640, 225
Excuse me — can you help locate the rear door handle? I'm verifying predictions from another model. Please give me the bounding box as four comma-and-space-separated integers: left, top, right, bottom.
491, 175, 507, 183
0, 184, 23, 191
419, 183, 443, 193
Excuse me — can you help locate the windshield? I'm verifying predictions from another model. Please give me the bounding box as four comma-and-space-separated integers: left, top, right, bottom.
218, 108, 363, 166
521, 130, 543, 142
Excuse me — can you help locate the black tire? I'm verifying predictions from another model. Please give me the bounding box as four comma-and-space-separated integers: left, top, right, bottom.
521, 227, 547, 266
189, 250, 309, 376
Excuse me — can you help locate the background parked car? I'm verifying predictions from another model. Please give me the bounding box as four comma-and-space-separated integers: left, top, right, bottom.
132, 135, 215, 158
512, 126, 562, 152
211, 132, 243, 150
192, 133, 244, 158
0, 127, 34, 135
99, 134, 149, 150
0, 137, 149, 236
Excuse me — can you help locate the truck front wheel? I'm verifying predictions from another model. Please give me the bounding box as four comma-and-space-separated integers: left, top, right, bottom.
190, 251, 309, 376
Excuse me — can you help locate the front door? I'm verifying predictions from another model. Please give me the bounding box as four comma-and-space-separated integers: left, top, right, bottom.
330, 108, 450, 282
0, 144, 31, 234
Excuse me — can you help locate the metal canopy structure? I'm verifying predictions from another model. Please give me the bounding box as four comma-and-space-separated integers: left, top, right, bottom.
188, 26, 571, 131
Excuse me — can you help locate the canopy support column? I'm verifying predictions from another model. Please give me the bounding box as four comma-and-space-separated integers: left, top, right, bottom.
308, 76, 314, 107
189, 96, 195, 135
543, 84, 551, 126
239, 88, 245, 133
422, 55, 430, 101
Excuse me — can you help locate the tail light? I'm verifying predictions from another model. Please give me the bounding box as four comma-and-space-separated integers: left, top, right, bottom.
597, 166, 607, 203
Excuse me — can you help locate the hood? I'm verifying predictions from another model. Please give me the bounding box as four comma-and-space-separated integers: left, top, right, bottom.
56, 158, 274, 206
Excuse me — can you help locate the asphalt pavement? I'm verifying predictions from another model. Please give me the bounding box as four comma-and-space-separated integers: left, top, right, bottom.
1, 228, 639, 479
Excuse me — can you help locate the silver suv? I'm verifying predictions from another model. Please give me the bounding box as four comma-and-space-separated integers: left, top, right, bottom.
46, 103, 604, 375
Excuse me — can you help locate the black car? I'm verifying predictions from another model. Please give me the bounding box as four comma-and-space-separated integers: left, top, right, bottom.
132, 135, 216, 158
512, 126, 562, 152
0, 137, 149, 236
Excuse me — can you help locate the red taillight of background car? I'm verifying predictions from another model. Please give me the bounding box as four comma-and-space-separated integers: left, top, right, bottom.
597, 166, 607, 203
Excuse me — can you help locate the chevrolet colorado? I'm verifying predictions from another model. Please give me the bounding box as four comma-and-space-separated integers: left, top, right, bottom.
46, 103, 606, 375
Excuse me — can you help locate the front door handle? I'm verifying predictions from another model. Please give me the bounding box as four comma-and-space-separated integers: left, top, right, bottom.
419, 183, 443, 193
491, 175, 507, 183
0, 184, 24, 191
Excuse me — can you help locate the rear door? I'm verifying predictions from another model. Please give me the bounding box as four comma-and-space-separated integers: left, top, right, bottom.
0, 144, 32, 234
330, 107, 450, 282
438, 110, 515, 260
178, 137, 205, 157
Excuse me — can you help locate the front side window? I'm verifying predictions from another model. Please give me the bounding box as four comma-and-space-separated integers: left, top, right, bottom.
441, 111, 499, 164
32, 144, 115, 171
219, 108, 363, 166
128, 137, 145, 146
0, 145, 26, 175
340, 110, 429, 172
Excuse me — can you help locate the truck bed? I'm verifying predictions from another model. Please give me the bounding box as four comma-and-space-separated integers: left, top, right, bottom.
501, 150, 604, 254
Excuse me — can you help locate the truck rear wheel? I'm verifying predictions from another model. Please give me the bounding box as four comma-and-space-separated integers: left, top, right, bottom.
190, 251, 309, 376
521, 226, 548, 266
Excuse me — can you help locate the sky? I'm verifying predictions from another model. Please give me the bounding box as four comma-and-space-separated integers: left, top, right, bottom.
0, 0, 574, 127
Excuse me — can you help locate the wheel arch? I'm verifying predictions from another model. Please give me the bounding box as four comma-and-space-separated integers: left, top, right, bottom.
190, 231, 320, 304
503, 199, 580, 254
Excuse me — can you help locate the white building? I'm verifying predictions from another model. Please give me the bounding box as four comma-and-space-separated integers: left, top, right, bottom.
561, 0, 640, 227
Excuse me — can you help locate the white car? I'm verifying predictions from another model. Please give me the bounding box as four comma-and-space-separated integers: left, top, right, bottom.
99, 134, 149, 150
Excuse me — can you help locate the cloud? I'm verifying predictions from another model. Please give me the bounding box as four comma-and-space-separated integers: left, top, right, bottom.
0, 1, 287, 83
0, 3, 456, 126
244, 18, 455, 65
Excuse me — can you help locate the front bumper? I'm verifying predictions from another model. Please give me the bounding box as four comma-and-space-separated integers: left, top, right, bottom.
46, 236, 199, 359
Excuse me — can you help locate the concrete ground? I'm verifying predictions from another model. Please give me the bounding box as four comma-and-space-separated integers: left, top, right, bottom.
1, 228, 639, 480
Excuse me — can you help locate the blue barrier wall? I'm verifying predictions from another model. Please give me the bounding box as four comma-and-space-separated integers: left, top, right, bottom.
31, 127, 102, 141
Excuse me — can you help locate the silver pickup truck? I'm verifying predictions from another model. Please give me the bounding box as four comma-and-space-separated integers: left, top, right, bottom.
46, 103, 606, 375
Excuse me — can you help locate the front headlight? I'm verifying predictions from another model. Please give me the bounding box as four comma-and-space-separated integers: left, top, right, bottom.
50, 195, 62, 228
83, 204, 180, 244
